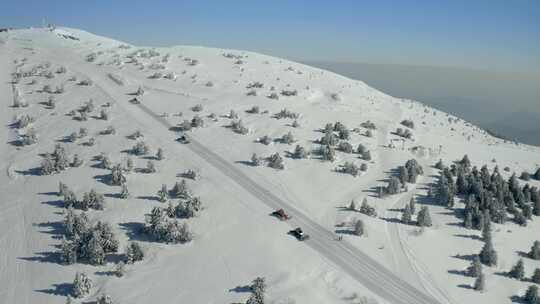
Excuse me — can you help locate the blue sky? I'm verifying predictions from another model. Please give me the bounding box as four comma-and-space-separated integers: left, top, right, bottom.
2, 0, 539, 72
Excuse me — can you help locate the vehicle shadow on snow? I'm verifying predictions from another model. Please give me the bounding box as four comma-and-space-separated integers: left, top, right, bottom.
35, 282, 72, 297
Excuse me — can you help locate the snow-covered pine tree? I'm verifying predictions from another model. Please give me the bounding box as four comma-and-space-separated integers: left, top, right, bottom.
402, 204, 412, 225
126, 242, 144, 264
417, 206, 432, 227
473, 272, 485, 292
353, 219, 364, 236
529, 241, 540, 260
72, 272, 92, 298
509, 259, 525, 280
467, 255, 482, 277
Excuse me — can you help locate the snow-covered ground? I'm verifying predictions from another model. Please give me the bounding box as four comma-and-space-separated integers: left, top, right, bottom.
1, 27, 539, 304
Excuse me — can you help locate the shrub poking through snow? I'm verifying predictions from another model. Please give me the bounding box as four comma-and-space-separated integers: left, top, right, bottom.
267, 153, 284, 170
231, 119, 249, 135
359, 198, 377, 217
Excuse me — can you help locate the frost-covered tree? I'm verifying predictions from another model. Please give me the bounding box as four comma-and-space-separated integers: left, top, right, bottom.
340, 161, 360, 177
191, 115, 204, 128
417, 206, 432, 227
319, 145, 336, 162
71, 154, 83, 167
473, 272, 485, 292
60, 236, 77, 265
338, 141, 353, 153
532, 268, 540, 284
292, 145, 308, 159
535, 168, 540, 181
114, 261, 125, 277
349, 199, 357, 211
479, 238, 498, 266
509, 259, 525, 280
146, 161, 156, 173
353, 219, 364, 236
97, 294, 113, 304
86, 231, 105, 265
170, 180, 191, 199
402, 204, 412, 225
20, 128, 38, 146
125, 158, 134, 173
157, 184, 168, 202
385, 177, 401, 195
361, 150, 372, 161
247, 277, 266, 304
63, 190, 78, 209
80, 189, 105, 210
126, 242, 144, 264
156, 148, 164, 160
110, 164, 126, 185
524, 285, 539, 304
409, 197, 416, 214
360, 163, 368, 172
132, 141, 149, 156
250, 153, 261, 166
72, 272, 92, 298
280, 131, 295, 144
101, 155, 112, 170
467, 255, 482, 277
99, 109, 109, 120
119, 183, 129, 199
267, 153, 284, 170
356, 143, 367, 155
529, 241, 540, 260
320, 131, 338, 146
359, 198, 377, 217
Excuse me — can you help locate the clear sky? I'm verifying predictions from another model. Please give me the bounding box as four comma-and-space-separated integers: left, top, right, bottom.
2, 0, 539, 73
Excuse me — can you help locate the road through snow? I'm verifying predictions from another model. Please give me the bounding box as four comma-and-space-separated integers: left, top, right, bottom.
125, 94, 441, 304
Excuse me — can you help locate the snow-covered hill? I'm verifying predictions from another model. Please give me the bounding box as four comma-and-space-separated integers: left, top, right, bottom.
1, 27, 539, 304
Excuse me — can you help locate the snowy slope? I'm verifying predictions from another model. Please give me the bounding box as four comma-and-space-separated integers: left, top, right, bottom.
1, 27, 539, 304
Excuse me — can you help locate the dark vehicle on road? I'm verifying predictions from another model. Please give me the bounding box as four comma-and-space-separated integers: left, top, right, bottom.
271, 208, 290, 221
289, 227, 309, 241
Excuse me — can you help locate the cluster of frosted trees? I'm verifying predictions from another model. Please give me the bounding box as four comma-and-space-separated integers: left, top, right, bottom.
401, 198, 431, 227
315, 121, 372, 164
178, 115, 204, 131
60, 207, 118, 265
144, 207, 193, 244
435, 155, 540, 228
60, 183, 105, 211
40, 144, 76, 175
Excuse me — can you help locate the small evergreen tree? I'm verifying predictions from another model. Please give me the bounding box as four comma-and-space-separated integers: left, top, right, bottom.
409, 197, 416, 214
524, 285, 539, 304
509, 259, 525, 280
466, 255, 482, 277
156, 148, 164, 160
72, 272, 92, 298
353, 219, 364, 236
417, 206, 432, 227
402, 204, 412, 225
473, 272, 485, 291
532, 268, 540, 284
157, 184, 168, 202
479, 238, 498, 266
119, 183, 129, 199
251, 153, 261, 166
529, 241, 540, 260
126, 242, 144, 264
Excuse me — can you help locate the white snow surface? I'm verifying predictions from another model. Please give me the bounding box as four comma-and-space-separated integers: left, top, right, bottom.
0, 27, 539, 304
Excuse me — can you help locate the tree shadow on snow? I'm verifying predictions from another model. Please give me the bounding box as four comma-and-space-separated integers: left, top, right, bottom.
118, 222, 149, 242
451, 253, 476, 262
228, 285, 252, 293
234, 160, 256, 167
453, 234, 482, 241
15, 167, 41, 176
509, 295, 526, 303
41, 199, 64, 209
447, 269, 466, 276
456, 284, 473, 290
19, 251, 61, 264
34, 221, 65, 239
35, 282, 72, 297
